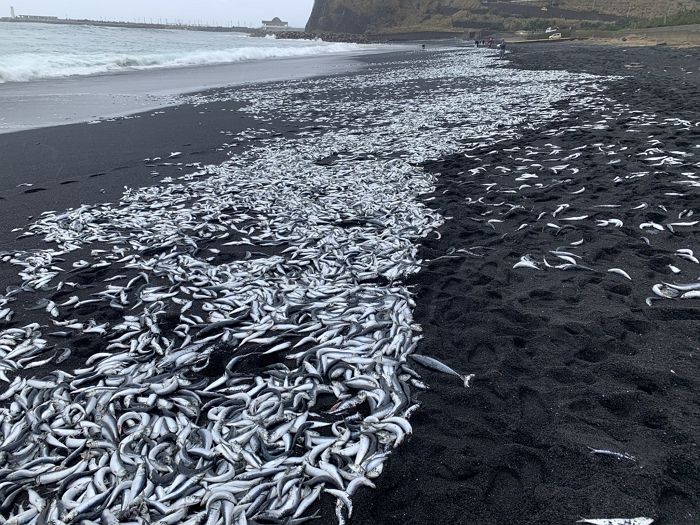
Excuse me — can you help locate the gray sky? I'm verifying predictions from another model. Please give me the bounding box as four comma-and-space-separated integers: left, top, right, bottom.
2, 0, 315, 27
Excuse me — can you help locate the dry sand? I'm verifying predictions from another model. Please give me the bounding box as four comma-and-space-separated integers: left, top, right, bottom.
343, 43, 700, 525
588, 24, 700, 48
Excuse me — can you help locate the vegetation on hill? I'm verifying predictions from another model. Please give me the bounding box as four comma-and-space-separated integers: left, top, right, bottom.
306, 0, 700, 34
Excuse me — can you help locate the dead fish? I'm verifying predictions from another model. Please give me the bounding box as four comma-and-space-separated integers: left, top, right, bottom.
668, 221, 698, 228
652, 284, 680, 299
608, 268, 631, 281
411, 354, 474, 388
639, 222, 664, 231
676, 249, 699, 264
588, 447, 636, 462
576, 518, 654, 525
597, 219, 623, 228
663, 282, 700, 292
552, 204, 570, 217
513, 255, 541, 270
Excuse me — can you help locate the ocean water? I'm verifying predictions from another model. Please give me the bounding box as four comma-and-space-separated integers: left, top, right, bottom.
0, 22, 366, 83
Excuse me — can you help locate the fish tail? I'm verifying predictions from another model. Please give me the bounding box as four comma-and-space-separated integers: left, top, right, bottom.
462, 374, 475, 388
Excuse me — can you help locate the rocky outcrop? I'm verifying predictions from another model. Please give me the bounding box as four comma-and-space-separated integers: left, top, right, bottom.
305, 0, 395, 34
306, 0, 700, 34
251, 29, 377, 43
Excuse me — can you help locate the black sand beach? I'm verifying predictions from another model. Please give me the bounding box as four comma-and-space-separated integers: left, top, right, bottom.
0, 43, 698, 524
346, 44, 700, 525
0, 99, 267, 239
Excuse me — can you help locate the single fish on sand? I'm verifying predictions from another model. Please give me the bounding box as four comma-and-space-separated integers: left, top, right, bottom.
411, 354, 474, 388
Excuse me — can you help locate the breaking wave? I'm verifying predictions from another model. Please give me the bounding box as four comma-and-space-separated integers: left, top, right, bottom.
0, 41, 365, 83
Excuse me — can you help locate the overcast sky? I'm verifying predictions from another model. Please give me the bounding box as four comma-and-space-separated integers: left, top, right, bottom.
1, 0, 315, 27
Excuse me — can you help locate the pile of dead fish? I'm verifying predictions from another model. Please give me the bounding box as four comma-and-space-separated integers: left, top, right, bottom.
4, 158, 439, 525
0, 50, 610, 523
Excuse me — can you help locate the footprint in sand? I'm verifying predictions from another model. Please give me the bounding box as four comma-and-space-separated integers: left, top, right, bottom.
519, 386, 551, 428
468, 341, 497, 364
658, 488, 696, 525
484, 468, 524, 507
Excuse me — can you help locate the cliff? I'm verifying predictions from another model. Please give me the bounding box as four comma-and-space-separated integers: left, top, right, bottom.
306, 0, 700, 34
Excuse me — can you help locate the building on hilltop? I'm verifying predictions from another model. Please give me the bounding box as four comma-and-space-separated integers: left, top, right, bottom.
261, 17, 289, 30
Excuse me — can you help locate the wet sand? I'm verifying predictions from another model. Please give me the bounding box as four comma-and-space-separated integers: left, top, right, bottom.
0, 50, 391, 134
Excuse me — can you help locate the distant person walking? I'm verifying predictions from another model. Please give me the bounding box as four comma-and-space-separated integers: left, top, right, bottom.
499, 39, 506, 59
475, 39, 479, 48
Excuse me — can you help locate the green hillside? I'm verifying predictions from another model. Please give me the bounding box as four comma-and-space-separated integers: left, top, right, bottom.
306, 0, 700, 34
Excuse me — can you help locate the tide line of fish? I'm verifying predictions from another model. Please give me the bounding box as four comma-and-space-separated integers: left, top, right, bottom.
0, 50, 611, 523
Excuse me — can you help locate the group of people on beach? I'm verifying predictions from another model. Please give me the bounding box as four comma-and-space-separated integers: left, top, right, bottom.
475, 37, 507, 58
421, 37, 507, 59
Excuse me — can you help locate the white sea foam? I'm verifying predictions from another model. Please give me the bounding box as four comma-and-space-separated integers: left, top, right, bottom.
0, 22, 369, 83
0, 43, 365, 83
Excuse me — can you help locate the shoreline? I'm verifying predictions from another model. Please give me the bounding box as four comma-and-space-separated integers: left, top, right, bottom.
0, 46, 404, 135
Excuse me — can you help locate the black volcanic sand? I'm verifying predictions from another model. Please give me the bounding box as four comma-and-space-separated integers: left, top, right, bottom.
0, 45, 698, 525
343, 44, 700, 525
0, 82, 346, 298
0, 98, 321, 245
